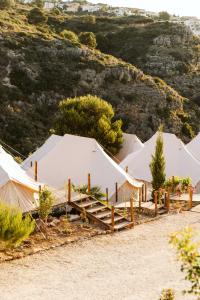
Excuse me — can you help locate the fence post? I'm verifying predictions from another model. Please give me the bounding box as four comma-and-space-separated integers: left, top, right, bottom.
111, 206, 115, 231
130, 196, 134, 227
145, 182, 147, 202
139, 188, 142, 211
142, 184, 144, 202
68, 178, 71, 202
88, 173, 91, 194
34, 161, 38, 182
188, 185, 193, 210
166, 189, 170, 213
154, 191, 158, 217
115, 183, 118, 203
125, 166, 128, 173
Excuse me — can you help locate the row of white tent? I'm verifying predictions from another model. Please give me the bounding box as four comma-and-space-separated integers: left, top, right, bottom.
2, 131, 200, 212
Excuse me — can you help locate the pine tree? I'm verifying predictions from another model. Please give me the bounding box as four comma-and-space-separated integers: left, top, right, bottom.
150, 127, 166, 194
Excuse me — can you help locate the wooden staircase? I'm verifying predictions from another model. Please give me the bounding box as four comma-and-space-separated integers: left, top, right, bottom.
68, 195, 133, 231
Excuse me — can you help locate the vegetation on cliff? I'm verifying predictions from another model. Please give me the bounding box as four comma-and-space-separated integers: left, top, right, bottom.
0, 3, 198, 155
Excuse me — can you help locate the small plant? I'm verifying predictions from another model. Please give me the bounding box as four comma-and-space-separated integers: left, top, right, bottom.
170, 227, 200, 297
159, 289, 175, 300
73, 184, 105, 201
38, 188, 55, 223
164, 176, 191, 193
0, 203, 35, 248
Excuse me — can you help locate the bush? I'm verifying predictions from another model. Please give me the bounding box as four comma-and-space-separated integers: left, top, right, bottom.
79, 32, 97, 48
73, 184, 105, 200
38, 188, 55, 222
159, 289, 175, 300
170, 227, 200, 297
60, 30, 79, 44
51, 7, 61, 15
0, 0, 14, 9
28, 7, 48, 25
53, 95, 123, 155
0, 203, 35, 248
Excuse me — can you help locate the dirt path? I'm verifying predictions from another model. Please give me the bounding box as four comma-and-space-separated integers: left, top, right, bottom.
1, 212, 200, 300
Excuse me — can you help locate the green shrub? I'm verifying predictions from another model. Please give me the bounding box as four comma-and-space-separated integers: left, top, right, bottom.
170, 227, 200, 297
51, 7, 61, 15
0, 203, 35, 248
28, 7, 48, 25
73, 184, 105, 200
60, 30, 79, 43
164, 176, 191, 192
0, 0, 14, 9
79, 32, 97, 48
159, 289, 175, 300
53, 94, 123, 155
38, 188, 55, 222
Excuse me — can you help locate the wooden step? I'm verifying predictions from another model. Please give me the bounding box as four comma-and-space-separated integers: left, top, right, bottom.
104, 215, 124, 224
87, 205, 106, 213
95, 211, 111, 219
79, 200, 99, 208
114, 221, 133, 230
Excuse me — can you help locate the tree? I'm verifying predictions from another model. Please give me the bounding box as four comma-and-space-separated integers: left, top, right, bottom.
170, 227, 200, 297
150, 126, 166, 194
159, 11, 171, 21
53, 95, 123, 155
28, 7, 48, 25
79, 32, 97, 48
0, 0, 14, 9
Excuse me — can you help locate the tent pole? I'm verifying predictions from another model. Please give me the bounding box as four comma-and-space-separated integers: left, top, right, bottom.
106, 188, 108, 205
88, 173, 91, 194
115, 183, 118, 202
111, 206, 115, 231
130, 196, 134, 228
68, 178, 71, 202
34, 161, 38, 182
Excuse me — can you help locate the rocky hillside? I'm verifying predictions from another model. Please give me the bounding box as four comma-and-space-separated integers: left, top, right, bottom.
0, 5, 199, 155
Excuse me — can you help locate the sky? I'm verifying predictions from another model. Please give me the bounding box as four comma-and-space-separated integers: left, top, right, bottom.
90, 0, 200, 18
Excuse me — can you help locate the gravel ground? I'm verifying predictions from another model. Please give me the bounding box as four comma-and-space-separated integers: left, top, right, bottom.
1, 211, 200, 300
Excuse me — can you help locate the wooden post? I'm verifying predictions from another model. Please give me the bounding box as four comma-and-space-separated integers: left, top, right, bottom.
130, 196, 134, 227
154, 191, 158, 217
106, 188, 109, 205
39, 185, 42, 192
68, 178, 71, 202
139, 188, 142, 211
142, 184, 144, 202
30, 161, 33, 168
125, 166, 128, 173
34, 161, 38, 182
88, 173, 91, 194
145, 182, 147, 202
115, 182, 118, 203
166, 190, 170, 213
111, 206, 115, 231
188, 185, 193, 210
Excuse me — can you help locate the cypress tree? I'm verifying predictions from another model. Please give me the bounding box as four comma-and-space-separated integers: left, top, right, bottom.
150, 127, 166, 194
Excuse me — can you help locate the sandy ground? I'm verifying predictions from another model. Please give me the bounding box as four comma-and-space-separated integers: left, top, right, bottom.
1, 212, 200, 300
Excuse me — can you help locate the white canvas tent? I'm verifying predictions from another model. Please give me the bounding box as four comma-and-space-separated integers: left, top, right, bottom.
186, 133, 200, 161
115, 133, 144, 162
120, 132, 200, 188
22, 134, 143, 203
0, 146, 40, 212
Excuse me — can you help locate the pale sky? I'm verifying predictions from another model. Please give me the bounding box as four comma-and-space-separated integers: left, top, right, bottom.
90, 0, 200, 18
